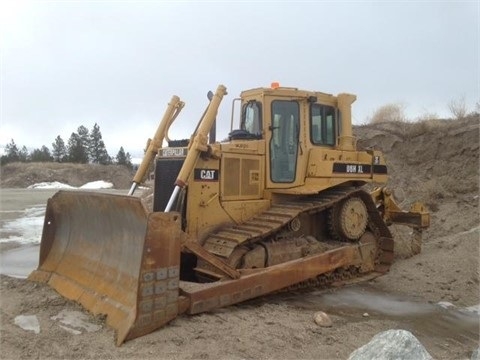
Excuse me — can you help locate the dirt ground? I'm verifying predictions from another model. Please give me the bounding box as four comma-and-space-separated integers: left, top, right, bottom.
0, 116, 479, 359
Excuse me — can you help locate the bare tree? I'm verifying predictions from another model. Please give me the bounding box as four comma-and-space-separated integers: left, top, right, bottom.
448, 96, 467, 119
369, 103, 407, 124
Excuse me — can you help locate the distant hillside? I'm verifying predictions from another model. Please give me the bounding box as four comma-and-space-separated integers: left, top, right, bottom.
0, 162, 135, 189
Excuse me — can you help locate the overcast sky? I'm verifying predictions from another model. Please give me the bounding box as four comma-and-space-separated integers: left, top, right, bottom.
0, 1, 478, 157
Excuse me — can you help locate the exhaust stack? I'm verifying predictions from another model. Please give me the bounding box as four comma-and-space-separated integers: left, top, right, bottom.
337, 93, 357, 151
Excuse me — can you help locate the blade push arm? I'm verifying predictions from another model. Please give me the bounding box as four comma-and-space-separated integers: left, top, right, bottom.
128, 96, 185, 195
165, 85, 227, 211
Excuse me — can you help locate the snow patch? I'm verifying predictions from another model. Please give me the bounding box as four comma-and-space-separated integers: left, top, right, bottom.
462, 304, 480, 316
14, 315, 40, 334
0, 206, 45, 244
80, 180, 113, 189
27, 180, 114, 190
27, 182, 75, 189
437, 301, 456, 309
59, 325, 82, 335
51, 310, 101, 334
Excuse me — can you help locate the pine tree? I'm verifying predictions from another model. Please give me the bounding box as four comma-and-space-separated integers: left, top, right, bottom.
89, 123, 110, 165
115, 146, 132, 169
52, 135, 67, 162
116, 146, 127, 164
30, 146, 53, 162
5, 139, 19, 161
77, 126, 90, 162
67, 132, 89, 163
1, 139, 20, 164
124, 151, 132, 169
19, 146, 29, 162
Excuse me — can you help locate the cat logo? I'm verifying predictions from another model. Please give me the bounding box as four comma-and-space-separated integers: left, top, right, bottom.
194, 169, 219, 181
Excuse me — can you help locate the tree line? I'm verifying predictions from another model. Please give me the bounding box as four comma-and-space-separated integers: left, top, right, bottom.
1, 123, 133, 168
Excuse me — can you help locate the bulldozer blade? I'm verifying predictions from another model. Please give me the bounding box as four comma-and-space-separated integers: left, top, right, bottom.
28, 191, 182, 345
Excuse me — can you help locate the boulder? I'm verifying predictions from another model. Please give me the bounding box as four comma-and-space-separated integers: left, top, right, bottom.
348, 329, 433, 360
471, 347, 480, 360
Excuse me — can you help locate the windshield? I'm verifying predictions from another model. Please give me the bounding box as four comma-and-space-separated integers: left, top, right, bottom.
241, 101, 262, 137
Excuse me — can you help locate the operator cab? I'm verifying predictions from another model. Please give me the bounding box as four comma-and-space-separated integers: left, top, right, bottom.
230, 84, 343, 187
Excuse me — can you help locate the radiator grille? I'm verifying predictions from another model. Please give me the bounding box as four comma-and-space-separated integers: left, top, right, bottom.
153, 158, 184, 212
223, 156, 261, 199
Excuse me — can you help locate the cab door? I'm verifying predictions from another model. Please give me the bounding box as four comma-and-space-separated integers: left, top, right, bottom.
268, 100, 300, 185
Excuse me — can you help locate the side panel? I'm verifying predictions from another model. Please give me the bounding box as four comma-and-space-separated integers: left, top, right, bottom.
185, 157, 233, 241
306, 148, 388, 181
185, 142, 270, 241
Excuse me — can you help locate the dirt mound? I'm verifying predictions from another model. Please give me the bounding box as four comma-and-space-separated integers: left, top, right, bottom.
355, 115, 479, 247
355, 115, 479, 204
0, 162, 135, 189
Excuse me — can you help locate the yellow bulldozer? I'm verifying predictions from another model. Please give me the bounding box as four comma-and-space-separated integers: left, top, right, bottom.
29, 84, 430, 345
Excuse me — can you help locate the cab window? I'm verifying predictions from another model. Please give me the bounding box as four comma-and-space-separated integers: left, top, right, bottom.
241, 101, 262, 137
310, 104, 336, 146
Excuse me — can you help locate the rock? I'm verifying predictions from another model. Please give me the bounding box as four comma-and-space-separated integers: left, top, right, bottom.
362, 312, 369, 317
313, 311, 332, 327
14, 315, 40, 334
348, 329, 433, 360
471, 347, 480, 360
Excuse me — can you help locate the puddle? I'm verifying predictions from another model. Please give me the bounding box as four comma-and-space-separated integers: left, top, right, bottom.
317, 287, 438, 316
0, 245, 39, 278
0, 205, 45, 244
279, 285, 479, 347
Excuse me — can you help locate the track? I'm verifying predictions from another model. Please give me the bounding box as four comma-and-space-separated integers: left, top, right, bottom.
197, 187, 394, 282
